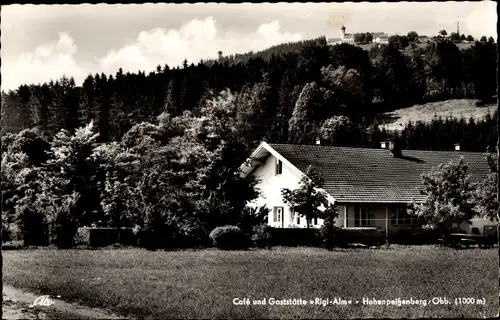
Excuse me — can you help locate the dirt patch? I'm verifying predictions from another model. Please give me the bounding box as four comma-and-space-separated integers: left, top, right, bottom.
2, 285, 124, 319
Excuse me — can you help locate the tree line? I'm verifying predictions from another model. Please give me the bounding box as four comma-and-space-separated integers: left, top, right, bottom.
1, 37, 496, 146
1, 87, 271, 248
2, 85, 497, 248
352, 30, 494, 45
313, 111, 498, 153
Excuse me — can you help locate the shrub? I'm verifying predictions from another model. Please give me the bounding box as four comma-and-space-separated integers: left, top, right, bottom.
88, 228, 119, 247
251, 224, 273, 249
74, 228, 91, 246
74, 227, 137, 248
20, 210, 50, 247
387, 229, 439, 245
336, 228, 385, 247
319, 205, 340, 250
139, 224, 195, 250
269, 228, 321, 247
209, 226, 250, 250
2, 240, 24, 250
53, 212, 78, 249
2, 220, 20, 243
118, 228, 137, 246
319, 214, 338, 250
237, 206, 269, 235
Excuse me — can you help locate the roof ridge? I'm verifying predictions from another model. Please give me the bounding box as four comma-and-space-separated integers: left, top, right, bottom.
266, 143, 493, 155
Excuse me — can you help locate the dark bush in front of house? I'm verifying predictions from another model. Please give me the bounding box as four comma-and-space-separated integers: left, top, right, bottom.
53, 215, 79, 249
387, 228, 441, 245
74, 227, 136, 248
269, 228, 321, 247
335, 228, 385, 247
389, 230, 415, 245
251, 224, 273, 249
20, 211, 50, 247
117, 228, 137, 246
412, 229, 441, 245
209, 226, 251, 250
138, 227, 204, 251
88, 228, 120, 247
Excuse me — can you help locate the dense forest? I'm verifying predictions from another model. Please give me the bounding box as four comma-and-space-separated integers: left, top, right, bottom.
1, 36, 497, 149
1, 36, 498, 249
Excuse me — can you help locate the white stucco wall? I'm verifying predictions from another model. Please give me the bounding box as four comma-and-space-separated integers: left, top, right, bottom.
458, 216, 498, 234
249, 154, 345, 229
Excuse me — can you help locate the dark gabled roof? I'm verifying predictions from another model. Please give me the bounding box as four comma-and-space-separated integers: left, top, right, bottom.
268, 143, 494, 204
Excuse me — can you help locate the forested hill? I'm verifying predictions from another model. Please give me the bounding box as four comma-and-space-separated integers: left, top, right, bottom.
1, 38, 497, 150
206, 36, 329, 65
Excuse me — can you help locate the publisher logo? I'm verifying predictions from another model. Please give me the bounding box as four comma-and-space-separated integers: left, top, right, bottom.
29, 295, 55, 307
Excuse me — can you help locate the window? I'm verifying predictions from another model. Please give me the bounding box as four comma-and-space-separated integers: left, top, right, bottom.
275, 159, 282, 175
290, 209, 301, 225
354, 207, 375, 227
390, 207, 416, 225
305, 217, 319, 226
273, 207, 283, 223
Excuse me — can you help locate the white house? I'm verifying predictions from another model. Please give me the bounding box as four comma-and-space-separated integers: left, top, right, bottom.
372, 32, 389, 44
239, 141, 497, 235
417, 35, 429, 43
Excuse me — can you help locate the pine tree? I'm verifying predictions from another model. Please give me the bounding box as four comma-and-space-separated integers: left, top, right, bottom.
288, 82, 320, 144
164, 79, 181, 117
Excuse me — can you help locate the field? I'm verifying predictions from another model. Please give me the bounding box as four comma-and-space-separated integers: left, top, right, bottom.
2, 246, 497, 319
380, 99, 497, 131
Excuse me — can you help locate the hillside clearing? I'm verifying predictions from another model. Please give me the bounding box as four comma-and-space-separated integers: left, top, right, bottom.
379, 99, 497, 131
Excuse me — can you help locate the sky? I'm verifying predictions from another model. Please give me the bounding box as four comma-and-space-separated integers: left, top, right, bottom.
1, 1, 497, 91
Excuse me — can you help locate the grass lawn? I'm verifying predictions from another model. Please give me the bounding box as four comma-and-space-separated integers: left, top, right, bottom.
2, 246, 497, 319
380, 99, 497, 131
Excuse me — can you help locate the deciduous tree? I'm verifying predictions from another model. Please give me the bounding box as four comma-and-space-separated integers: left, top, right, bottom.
408, 157, 476, 235
282, 166, 334, 228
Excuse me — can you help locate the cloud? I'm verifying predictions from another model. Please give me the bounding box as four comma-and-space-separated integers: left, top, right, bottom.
2, 32, 88, 91
464, 1, 497, 38
98, 16, 302, 75
2, 17, 302, 91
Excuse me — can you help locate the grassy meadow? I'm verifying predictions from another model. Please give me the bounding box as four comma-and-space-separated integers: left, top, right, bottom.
380, 99, 497, 131
2, 246, 497, 319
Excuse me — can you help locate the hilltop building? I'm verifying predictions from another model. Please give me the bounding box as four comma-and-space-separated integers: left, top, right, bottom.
327, 25, 389, 45
372, 32, 389, 44
327, 25, 355, 45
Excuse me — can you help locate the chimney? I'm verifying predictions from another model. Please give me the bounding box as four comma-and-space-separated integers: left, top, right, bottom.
380, 141, 387, 149
390, 140, 402, 157
316, 137, 321, 145
218, 51, 223, 60
454, 143, 460, 151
